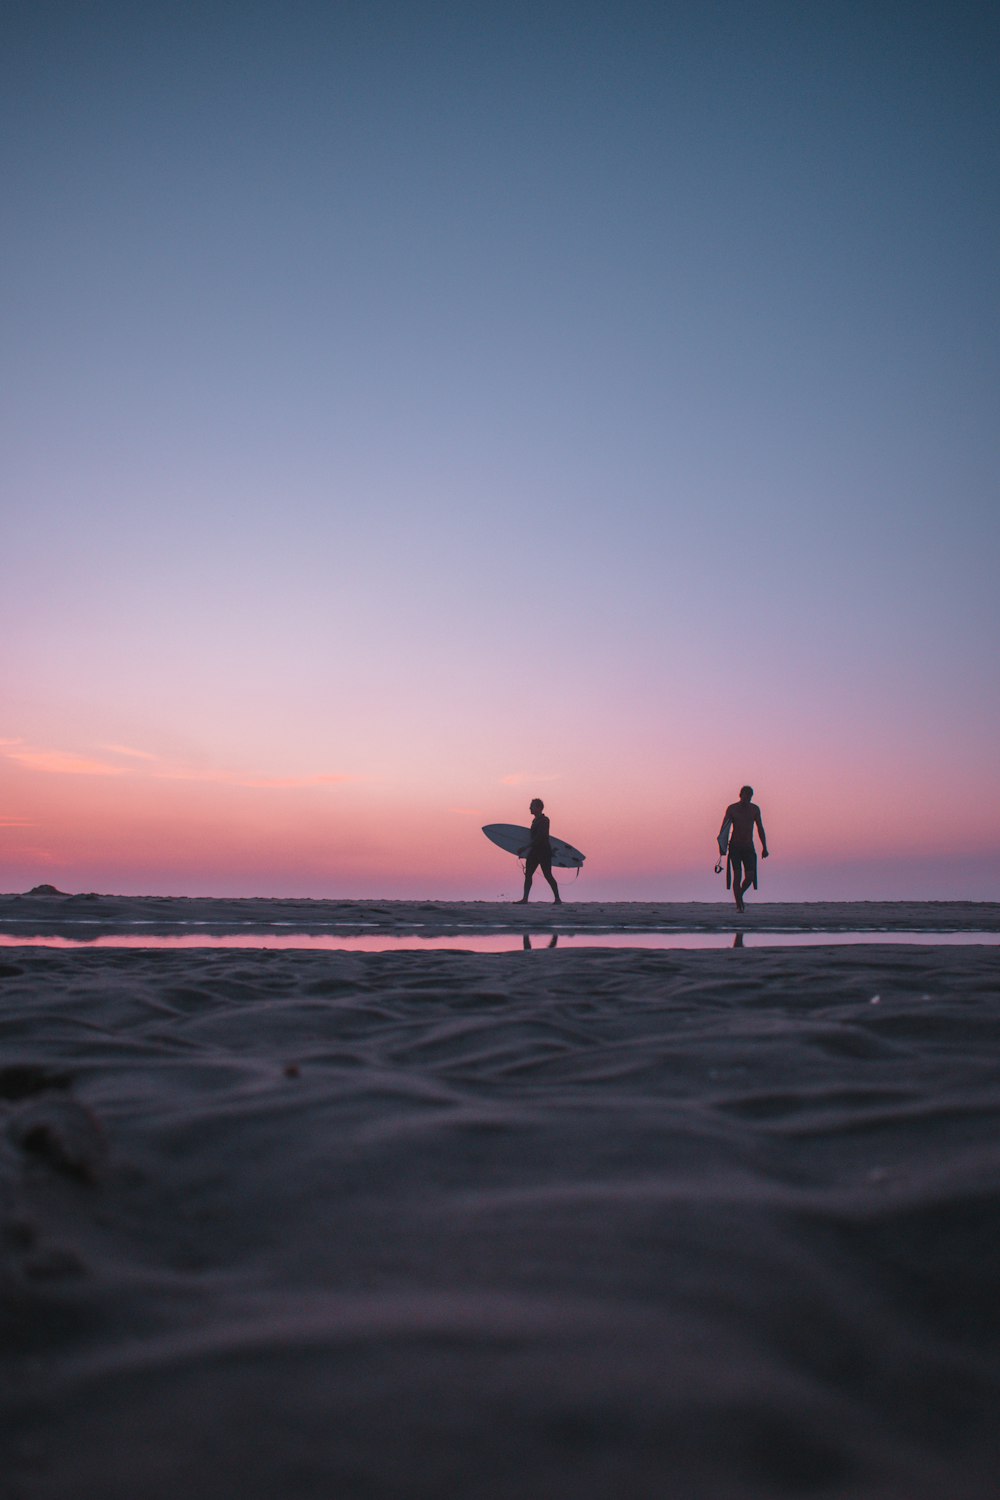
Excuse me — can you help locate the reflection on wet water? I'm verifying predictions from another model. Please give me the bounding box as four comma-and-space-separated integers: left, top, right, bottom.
0, 930, 997, 952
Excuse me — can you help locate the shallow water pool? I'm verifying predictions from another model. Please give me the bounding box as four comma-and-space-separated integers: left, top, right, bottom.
1, 929, 998, 952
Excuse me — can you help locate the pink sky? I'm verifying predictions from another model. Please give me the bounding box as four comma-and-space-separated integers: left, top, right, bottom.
2, 732, 996, 901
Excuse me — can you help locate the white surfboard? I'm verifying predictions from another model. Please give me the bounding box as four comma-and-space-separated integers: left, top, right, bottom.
482, 823, 586, 870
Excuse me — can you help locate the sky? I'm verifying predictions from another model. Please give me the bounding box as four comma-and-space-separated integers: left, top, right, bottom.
3, 0, 998, 901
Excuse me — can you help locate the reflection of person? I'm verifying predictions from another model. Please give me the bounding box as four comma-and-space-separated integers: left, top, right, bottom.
515, 799, 562, 905
718, 786, 769, 914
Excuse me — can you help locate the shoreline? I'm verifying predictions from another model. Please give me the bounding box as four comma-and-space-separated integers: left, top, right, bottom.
1, 891, 999, 935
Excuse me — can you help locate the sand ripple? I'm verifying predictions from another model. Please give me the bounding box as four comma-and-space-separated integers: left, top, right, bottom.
2, 944, 999, 1499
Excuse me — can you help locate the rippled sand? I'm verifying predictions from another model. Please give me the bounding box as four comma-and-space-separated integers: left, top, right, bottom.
2, 917, 999, 1498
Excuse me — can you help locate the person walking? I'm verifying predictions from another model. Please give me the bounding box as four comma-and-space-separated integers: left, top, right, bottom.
718, 786, 769, 913
515, 798, 562, 905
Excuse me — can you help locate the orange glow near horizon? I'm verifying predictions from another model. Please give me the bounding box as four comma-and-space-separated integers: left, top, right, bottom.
2, 735, 998, 902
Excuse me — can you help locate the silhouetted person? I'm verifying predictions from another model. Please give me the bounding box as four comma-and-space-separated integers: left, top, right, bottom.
515, 798, 561, 905
718, 785, 768, 914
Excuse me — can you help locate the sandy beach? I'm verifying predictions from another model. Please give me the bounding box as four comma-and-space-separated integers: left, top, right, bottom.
3, 898, 999, 1498
2, 891, 999, 936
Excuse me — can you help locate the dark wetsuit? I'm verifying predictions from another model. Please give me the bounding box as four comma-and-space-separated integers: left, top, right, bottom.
723, 800, 765, 891
525, 813, 553, 881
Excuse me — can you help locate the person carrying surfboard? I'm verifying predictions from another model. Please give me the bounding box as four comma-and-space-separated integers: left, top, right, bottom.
717, 786, 768, 914
515, 799, 562, 905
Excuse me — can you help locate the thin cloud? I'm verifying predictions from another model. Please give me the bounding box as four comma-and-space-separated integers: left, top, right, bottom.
101, 743, 161, 762
0, 741, 358, 789
127, 765, 360, 790
5, 748, 125, 777
235, 773, 361, 790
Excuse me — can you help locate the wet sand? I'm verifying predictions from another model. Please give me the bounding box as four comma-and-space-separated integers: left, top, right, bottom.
2, 891, 999, 935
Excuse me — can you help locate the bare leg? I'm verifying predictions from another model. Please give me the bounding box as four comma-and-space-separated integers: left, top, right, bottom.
516, 856, 537, 904
732, 856, 745, 912
738, 851, 757, 912
540, 857, 561, 904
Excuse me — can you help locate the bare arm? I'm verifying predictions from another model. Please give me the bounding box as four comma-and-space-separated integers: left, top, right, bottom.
754, 809, 769, 857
